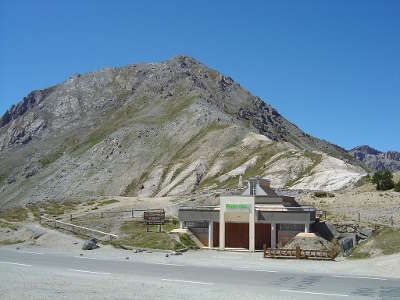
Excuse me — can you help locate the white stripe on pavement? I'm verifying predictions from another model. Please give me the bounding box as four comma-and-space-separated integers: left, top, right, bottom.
18, 251, 44, 255
232, 267, 277, 273
153, 263, 185, 267
0, 261, 32, 267
161, 278, 214, 285
73, 256, 98, 260
333, 275, 387, 281
68, 269, 111, 275
280, 289, 349, 297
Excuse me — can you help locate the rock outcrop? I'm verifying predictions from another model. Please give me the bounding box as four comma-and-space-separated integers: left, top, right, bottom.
349, 145, 400, 172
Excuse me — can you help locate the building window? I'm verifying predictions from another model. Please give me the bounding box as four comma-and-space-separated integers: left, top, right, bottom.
250, 181, 256, 195
279, 224, 304, 232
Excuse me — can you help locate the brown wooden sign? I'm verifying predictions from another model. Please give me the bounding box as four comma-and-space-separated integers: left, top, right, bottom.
144, 210, 165, 225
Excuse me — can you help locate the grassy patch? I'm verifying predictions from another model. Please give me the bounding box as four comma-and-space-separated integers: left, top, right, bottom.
41, 200, 77, 217
354, 175, 371, 188
26, 204, 41, 221
39, 148, 64, 167
140, 94, 196, 125
122, 171, 149, 196
113, 220, 180, 250
179, 233, 197, 249
0, 207, 28, 222
97, 199, 119, 206
0, 220, 18, 230
0, 239, 25, 245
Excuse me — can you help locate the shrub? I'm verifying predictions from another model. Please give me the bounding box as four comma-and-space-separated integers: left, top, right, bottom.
371, 170, 394, 191
395, 181, 400, 192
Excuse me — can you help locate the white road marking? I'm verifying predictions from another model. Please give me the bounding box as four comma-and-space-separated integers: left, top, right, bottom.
333, 275, 387, 281
18, 250, 44, 255
0, 261, 32, 267
161, 278, 214, 285
232, 267, 277, 273
73, 256, 98, 260
153, 262, 185, 267
280, 289, 349, 297
68, 269, 111, 275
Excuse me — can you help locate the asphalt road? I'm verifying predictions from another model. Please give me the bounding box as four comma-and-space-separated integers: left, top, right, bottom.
0, 248, 400, 299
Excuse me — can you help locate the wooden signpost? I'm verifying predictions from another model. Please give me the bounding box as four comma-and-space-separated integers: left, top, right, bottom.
144, 210, 165, 232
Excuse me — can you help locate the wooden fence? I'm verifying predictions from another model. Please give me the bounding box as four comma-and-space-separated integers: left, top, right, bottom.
40, 215, 118, 241
263, 244, 335, 261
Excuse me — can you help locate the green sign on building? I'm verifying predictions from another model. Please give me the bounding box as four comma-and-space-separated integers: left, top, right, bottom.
225, 204, 249, 210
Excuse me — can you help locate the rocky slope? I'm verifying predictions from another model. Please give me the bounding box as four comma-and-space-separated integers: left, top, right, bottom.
0, 55, 366, 207
349, 145, 400, 172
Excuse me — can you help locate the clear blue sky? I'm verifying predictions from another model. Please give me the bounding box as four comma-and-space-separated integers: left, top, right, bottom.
1, 1, 399, 151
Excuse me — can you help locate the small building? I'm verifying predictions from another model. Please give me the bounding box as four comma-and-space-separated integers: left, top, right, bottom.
178, 177, 316, 252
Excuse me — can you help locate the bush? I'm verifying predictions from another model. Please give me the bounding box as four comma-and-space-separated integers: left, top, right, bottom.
371, 170, 394, 191
395, 181, 400, 192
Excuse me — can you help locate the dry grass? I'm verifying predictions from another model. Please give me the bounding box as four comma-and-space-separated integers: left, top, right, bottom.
0, 207, 28, 222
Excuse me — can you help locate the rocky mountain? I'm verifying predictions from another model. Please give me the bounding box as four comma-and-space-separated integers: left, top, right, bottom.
349, 145, 400, 172
0, 55, 366, 207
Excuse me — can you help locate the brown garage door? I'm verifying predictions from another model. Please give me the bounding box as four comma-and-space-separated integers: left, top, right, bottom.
213, 222, 249, 249
225, 223, 249, 249
213, 222, 219, 247
255, 223, 271, 250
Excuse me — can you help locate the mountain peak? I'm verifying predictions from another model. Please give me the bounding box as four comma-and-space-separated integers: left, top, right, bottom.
350, 145, 381, 155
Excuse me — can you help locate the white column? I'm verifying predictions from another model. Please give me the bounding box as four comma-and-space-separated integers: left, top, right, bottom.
208, 221, 213, 249
271, 223, 276, 249
219, 207, 225, 250
249, 204, 255, 252
179, 221, 184, 229
304, 223, 310, 233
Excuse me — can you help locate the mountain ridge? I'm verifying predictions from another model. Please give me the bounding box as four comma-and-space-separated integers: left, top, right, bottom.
0, 55, 366, 207
349, 145, 400, 172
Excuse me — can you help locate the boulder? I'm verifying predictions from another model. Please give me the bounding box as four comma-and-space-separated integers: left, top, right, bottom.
82, 238, 99, 250
358, 227, 373, 239
339, 236, 354, 256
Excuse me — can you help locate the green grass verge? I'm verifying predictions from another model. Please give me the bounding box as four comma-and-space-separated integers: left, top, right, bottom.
112, 220, 181, 250
350, 227, 400, 259
0, 239, 25, 245
0, 207, 28, 222
179, 233, 197, 249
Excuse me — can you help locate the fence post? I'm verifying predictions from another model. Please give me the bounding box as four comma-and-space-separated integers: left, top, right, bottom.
54, 220, 57, 229
70, 214, 72, 222
101, 212, 103, 218
263, 244, 266, 258
131, 210, 134, 218
390, 216, 394, 226
358, 212, 360, 222
324, 211, 327, 220
296, 246, 301, 259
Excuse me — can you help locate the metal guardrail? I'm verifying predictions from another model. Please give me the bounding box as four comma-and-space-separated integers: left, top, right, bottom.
40, 215, 118, 241
263, 245, 335, 261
